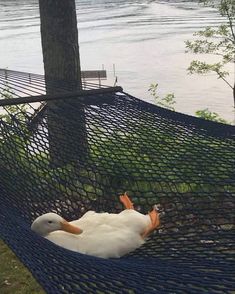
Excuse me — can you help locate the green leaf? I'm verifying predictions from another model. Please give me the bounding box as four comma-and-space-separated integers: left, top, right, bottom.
148, 84, 176, 111
195, 108, 229, 124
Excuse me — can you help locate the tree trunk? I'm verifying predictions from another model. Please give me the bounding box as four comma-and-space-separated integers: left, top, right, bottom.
233, 82, 235, 108
39, 0, 87, 167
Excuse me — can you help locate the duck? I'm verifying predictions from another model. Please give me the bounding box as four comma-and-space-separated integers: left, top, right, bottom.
31, 193, 160, 258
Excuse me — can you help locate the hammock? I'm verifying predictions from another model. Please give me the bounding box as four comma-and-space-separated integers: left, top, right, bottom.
0, 70, 234, 293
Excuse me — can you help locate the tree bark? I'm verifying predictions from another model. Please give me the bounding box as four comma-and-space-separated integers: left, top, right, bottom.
39, 0, 82, 84
233, 82, 235, 108
39, 0, 87, 167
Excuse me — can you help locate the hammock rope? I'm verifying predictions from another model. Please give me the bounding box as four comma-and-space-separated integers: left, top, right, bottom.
0, 69, 234, 293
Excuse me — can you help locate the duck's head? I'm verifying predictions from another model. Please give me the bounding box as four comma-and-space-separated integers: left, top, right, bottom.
31, 212, 83, 237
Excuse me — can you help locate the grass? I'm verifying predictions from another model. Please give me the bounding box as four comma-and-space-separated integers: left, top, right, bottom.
0, 240, 44, 294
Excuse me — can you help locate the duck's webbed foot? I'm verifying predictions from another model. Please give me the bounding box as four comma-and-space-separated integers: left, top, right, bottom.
141, 208, 160, 239
119, 192, 134, 210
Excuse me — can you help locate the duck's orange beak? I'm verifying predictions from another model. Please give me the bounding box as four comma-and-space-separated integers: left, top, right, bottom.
60, 220, 83, 235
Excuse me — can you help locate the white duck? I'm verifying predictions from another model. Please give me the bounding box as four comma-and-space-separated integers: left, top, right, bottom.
31, 193, 160, 258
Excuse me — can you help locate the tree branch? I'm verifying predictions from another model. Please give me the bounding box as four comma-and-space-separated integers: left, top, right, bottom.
224, 3, 235, 44
216, 70, 233, 89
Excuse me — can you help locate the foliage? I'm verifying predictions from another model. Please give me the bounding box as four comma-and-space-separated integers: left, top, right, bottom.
185, 0, 235, 103
0, 88, 233, 237
0, 85, 231, 229
1, 83, 231, 208
148, 82, 229, 124
0, 84, 28, 123
148, 83, 176, 111
199, 0, 235, 16
195, 108, 228, 123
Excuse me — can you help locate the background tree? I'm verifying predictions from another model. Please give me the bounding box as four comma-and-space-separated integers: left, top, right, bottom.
185, 0, 235, 106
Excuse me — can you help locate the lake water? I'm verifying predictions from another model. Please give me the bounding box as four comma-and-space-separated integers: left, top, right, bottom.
0, 0, 234, 121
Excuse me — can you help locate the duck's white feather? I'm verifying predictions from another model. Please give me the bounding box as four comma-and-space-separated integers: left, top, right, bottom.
44, 210, 150, 258
71, 210, 150, 234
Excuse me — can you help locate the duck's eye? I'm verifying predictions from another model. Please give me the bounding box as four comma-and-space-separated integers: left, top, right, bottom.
48, 220, 53, 224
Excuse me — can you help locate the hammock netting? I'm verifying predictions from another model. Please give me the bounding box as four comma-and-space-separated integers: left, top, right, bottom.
0, 70, 234, 293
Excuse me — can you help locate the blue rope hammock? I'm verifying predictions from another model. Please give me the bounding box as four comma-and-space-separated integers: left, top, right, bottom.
0, 72, 234, 292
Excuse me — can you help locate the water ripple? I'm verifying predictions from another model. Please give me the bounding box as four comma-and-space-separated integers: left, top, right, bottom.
0, 0, 233, 120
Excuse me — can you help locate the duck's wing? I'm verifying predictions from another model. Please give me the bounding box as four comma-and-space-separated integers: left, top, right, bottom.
71, 210, 151, 234
70, 211, 120, 231
118, 209, 150, 234
78, 226, 145, 258
46, 224, 145, 258
46, 231, 79, 252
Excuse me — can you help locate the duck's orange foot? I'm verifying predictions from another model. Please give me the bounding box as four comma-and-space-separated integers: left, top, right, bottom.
141, 208, 160, 239
119, 192, 134, 210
